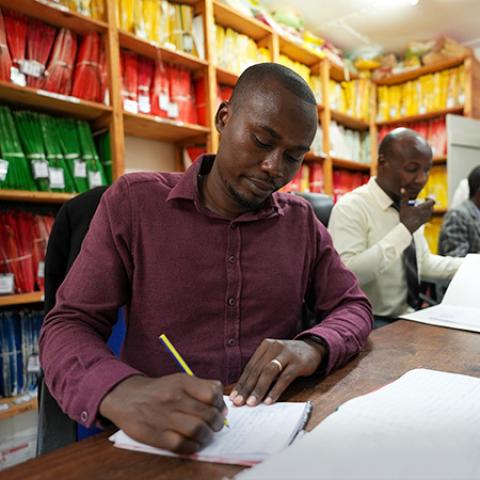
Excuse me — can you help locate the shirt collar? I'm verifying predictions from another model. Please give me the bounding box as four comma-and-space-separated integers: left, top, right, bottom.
367, 176, 395, 211
167, 154, 284, 220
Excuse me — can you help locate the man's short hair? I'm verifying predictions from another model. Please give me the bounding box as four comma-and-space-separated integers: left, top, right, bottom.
230, 63, 317, 109
468, 165, 480, 198
378, 128, 432, 160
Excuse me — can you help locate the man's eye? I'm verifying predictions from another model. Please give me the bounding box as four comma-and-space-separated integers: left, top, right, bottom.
287, 155, 301, 164
253, 136, 271, 149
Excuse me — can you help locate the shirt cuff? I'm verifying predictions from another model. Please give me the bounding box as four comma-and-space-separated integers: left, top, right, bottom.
70, 358, 144, 428
298, 334, 330, 376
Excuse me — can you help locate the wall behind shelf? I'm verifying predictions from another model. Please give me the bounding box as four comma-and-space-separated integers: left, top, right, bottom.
124, 137, 176, 174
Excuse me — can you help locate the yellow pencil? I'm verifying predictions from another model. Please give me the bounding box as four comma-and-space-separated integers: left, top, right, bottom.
159, 334, 230, 428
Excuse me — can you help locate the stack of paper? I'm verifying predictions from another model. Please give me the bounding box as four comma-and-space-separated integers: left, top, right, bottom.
110, 396, 311, 466
237, 369, 480, 479
401, 254, 480, 331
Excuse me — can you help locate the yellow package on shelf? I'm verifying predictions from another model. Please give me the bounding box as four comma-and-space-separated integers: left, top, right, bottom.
424, 216, 443, 254
418, 166, 448, 208
117, 0, 135, 32
215, 25, 270, 75
278, 55, 310, 84
310, 75, 322, 105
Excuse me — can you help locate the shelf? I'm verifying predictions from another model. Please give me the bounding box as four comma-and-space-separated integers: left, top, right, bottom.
331, 157, 371, 172
0, 0, 108, 34
376, 106, 464, 126
216, 66, 239, 86
123, 112, 210, 142
278, 35, 323, 67
213, 0, 272, 41
375, 56, 468, 86
304, 152, 326, 163
0, 397, 37, 421
331, 110, 370, 130
433, 155, 447, 165
0, 292, 44, 308
118, 30, 208, 72
0, 189, 76, 204
0, 81, 112, 120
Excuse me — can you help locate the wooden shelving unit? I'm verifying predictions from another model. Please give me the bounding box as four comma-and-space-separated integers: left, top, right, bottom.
375, 56, 468, 86
0, 81, 112, 121
118, 30, 209, 71
331, 110, 370, 130
0, 292, 44, 308
212, 0, 272, 41
216, 67, 239, 86
433, 155, 447, 165
331, 157, 371, 172
123, 112, 210, 142
0, 397, 38, 421
0, 189, 76, 204
0, 0, 108, 33
376, 106, 464, 126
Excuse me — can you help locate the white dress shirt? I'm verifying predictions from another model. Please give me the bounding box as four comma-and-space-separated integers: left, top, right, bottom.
328, 177, 463, 317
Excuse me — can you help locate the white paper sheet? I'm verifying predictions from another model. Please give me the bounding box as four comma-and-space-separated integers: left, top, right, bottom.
237, 369, 480, 479
110, 396, 311, 466
401, 253, 480, 331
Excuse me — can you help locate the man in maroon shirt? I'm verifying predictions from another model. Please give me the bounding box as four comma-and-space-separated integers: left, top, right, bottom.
40, 63, 373, 454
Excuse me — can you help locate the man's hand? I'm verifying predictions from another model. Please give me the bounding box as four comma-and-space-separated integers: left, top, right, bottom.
99, 374, 227, 453
399, 188, 435, 233
230, 338, 325, 407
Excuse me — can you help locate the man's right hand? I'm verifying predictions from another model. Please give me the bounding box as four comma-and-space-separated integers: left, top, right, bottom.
399, 188, 435, 234
99, 374, 227, 453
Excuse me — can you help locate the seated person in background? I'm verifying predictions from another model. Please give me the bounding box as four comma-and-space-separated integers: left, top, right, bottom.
40, 63, 373, 454
439, 165, 480, 256
450, 178, 469, 210
328, 128, 462, 327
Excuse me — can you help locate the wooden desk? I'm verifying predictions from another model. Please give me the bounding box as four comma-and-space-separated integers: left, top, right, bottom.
4, 320, 480, 480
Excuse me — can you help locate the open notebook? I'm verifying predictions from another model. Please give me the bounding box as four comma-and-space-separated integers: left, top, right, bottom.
401, 253, 480, 332
237, 369, 480, 479
109, 396, 311, 466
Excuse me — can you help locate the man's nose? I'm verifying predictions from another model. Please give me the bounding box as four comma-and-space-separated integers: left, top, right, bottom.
260, 152, 284, 178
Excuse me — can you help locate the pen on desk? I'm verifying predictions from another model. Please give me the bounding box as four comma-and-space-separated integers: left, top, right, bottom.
159, 333, 230, 428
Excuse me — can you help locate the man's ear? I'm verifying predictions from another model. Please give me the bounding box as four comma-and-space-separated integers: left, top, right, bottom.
215, 101, 231, 134
377, 153, 386, 169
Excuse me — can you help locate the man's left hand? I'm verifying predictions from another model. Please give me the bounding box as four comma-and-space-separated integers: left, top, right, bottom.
230, 338, 325, 407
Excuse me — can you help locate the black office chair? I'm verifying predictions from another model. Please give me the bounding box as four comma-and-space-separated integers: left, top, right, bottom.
294, 192, 334, 227
37, 187, 108, 456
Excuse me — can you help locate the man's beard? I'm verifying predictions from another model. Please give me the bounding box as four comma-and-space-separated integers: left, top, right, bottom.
226, 182, 266, 211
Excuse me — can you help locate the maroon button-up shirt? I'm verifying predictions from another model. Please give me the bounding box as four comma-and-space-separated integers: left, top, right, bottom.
40, 156, 372, 427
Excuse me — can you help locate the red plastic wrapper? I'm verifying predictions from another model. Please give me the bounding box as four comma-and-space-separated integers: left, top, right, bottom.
0, 211, 35, 294
4, 10, 26, 69
150, 59, 170, 118
120, 50, 138, 112
168, 64, 197, 124
25, 19, 57, 89
72, 32, 103, 103
44, 28, 78, 95
137, 55, 154, 114
0, 9, 12, 82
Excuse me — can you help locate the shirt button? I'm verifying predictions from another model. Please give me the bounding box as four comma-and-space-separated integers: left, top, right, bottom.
230, 223, 237, 229
80, 411, 88, 423
228, 255, 236, 263
227, 338, 236, 347
228, 297, 236, 306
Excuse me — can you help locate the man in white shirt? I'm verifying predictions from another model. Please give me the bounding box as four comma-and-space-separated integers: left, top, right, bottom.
329, 128, 463, 327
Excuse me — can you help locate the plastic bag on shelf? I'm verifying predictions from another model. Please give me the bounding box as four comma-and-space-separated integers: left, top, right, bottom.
43, 28, 78, 96
71, 32, 103, 103
24, 19, 57, 89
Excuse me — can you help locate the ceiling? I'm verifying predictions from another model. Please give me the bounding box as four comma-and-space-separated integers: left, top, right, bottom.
261, 0, 480, 56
